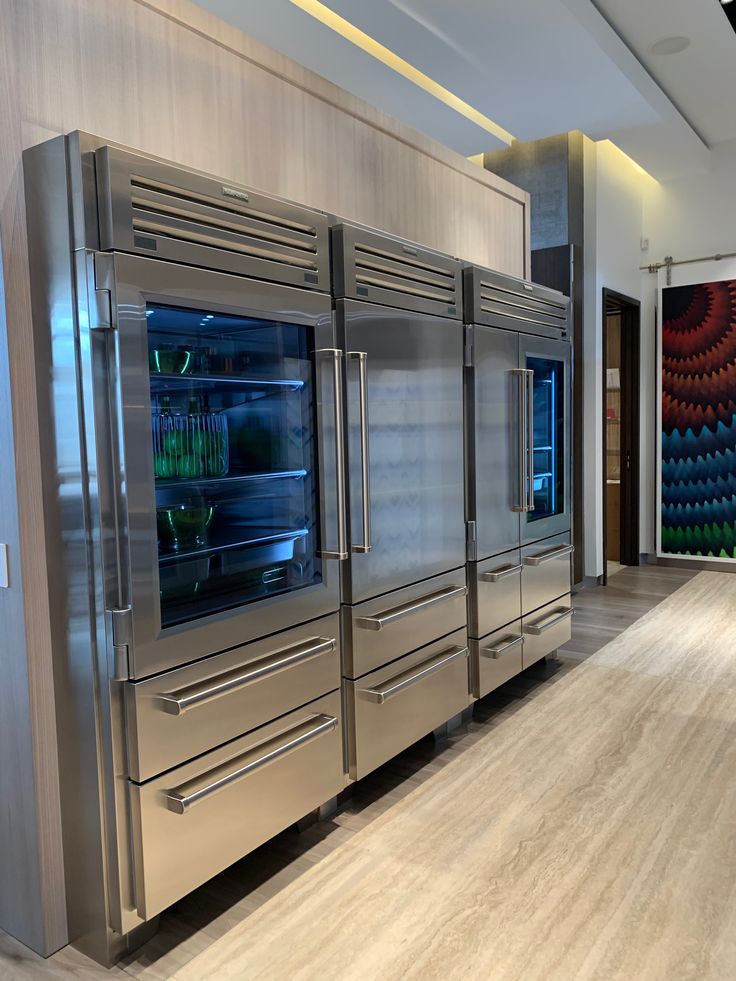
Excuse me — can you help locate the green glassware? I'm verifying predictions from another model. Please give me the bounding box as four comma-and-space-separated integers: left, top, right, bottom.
157, 503, 216, 551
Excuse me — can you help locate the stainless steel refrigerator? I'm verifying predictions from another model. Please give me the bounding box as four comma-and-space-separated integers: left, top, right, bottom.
332, 224, 470, 780
25, 133, 348, 962
463, 266, 573, 700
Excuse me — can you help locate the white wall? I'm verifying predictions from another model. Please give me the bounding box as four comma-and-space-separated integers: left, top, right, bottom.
639, 137, 736, 556
582, 138, 646, 578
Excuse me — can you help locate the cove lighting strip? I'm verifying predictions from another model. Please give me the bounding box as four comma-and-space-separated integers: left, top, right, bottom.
289, 0, 515, 145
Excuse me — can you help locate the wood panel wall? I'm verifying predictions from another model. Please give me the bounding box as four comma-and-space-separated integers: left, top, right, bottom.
0, 0, 529, 955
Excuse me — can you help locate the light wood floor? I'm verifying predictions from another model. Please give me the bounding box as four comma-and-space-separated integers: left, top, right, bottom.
8, 562, 736, 980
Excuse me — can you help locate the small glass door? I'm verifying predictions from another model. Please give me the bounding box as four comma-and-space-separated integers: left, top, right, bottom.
520, 336, 571, 543
528, 356, 564, 521
147, 303, 322, 628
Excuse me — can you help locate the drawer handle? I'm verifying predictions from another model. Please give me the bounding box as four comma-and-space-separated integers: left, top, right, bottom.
482, 635, 523, 659
524, 608, 574, 636
480, 563, 522, 583
164, 713, 338, 814
157, 637, 336, 716
523, 544, 574, 567
358, 645, 469, 704
355, 585, 467, 631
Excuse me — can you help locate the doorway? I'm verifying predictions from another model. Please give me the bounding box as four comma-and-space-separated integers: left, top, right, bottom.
602, 289, 640, 584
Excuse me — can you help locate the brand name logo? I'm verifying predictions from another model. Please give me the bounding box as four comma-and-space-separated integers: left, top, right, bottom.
222, 186, 249, 202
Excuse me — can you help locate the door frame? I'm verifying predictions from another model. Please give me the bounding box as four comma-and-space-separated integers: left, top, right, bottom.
601, 288, 640, 584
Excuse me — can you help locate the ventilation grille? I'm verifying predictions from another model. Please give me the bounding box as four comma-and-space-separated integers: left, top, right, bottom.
96, 146, 330, 290
333, 224, 462, 318
468, 267, 569, 335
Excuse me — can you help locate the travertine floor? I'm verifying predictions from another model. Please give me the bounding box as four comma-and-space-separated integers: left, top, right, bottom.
4, 566, 735, 981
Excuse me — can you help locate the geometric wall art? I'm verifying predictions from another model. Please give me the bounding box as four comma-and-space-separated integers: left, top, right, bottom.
661, 279, 736, 558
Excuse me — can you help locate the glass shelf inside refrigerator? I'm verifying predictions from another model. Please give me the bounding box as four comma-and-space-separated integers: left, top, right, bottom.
146, 302, 323, 628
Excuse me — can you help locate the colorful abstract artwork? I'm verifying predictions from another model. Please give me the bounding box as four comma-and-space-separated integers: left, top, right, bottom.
661, 279, 736, 558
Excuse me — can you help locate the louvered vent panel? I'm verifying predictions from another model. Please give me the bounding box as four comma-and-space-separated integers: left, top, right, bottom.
465, 266, 569, 336
333, 224, 462, 319
96, 146, 330, 290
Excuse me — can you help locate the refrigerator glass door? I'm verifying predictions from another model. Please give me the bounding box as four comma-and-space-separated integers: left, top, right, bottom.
103, 254, 341, 679
469, 325, 522, 560
520, 336, 571, 543
148, 303, 321, 629
340, 299, 465, 604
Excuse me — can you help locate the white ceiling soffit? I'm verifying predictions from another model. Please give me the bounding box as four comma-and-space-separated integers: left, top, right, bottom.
195, 0, 712, 179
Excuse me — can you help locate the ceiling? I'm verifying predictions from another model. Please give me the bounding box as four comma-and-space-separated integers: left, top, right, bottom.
195, 0, 736, 179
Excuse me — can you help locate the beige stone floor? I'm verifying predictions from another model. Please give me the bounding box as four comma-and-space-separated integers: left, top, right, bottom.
3, 566, 735, 980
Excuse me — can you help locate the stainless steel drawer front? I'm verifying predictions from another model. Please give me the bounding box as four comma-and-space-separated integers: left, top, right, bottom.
355, 585, 467, 631
346, 629, 470, 779
524, 544, 574, 567
469, 550, 522, 639
165, 713, 337, 814
358, 645, 468, 703
483, 635, 524, 659
522, 596, 573, 668
130, 692, 344, 919
521, 535, 573, 616
126, 613, 340, 781
470, 620, 524, 699
524, 608, 574, 636
157, 637, 336, 716
343, 570, 468, 678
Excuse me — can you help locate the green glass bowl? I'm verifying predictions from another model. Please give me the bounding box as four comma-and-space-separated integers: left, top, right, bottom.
157, 503, 216, 551
149, 346, 194, 375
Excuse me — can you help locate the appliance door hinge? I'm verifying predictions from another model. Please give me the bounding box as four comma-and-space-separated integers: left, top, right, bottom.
108, 606, 132, 681
464, 326, 474, 368
466, 520, 477, 562
90, 252, 114, 330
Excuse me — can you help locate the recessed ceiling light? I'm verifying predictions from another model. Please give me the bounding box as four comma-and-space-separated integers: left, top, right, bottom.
649, 36, 691, 55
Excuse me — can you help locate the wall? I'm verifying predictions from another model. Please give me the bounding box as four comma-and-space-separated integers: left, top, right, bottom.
0, 0, 529, 955
640, 137, 736, 558
582, 138, 646, 578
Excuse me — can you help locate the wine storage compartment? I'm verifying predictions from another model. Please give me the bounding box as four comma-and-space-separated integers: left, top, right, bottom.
152, 404, 229, 480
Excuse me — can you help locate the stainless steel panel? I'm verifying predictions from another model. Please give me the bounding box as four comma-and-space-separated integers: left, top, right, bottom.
129, 691, 344, 919
343, 568, 468, 679
468, 549, 522, 639
125, 613, 340, 781
521, 533, 573, 615
470, 620, 524, 699
467, 326, 522, 560
345, 630, 470, 779
520, 334, 572, 544
522, 595, 573, 667
96, 145, 330, 291
105, 253, 342, 679
340, 299, 466, 604
333, 224, 462, 319
464, 266, 570, 338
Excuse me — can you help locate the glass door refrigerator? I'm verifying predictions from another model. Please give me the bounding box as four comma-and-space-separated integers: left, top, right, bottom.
463, 266, 573, 700
25, 134, 347, 961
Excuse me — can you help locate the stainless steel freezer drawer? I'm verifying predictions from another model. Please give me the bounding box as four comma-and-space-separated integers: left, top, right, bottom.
345, 629, 470, 780
129, 691, 344, 920
343, 569, 467, 679
470, 621, 524, 699
522, 595, 573, 668
125, 614, 340, 782
521, 534, 573, 616
469, 550, 522, 639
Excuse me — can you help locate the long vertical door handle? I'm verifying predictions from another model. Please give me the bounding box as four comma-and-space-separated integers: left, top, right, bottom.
348, 351, 372, 553
512, 369, 528, 513
526, 368, 535, 511
318, 349, 348, 559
